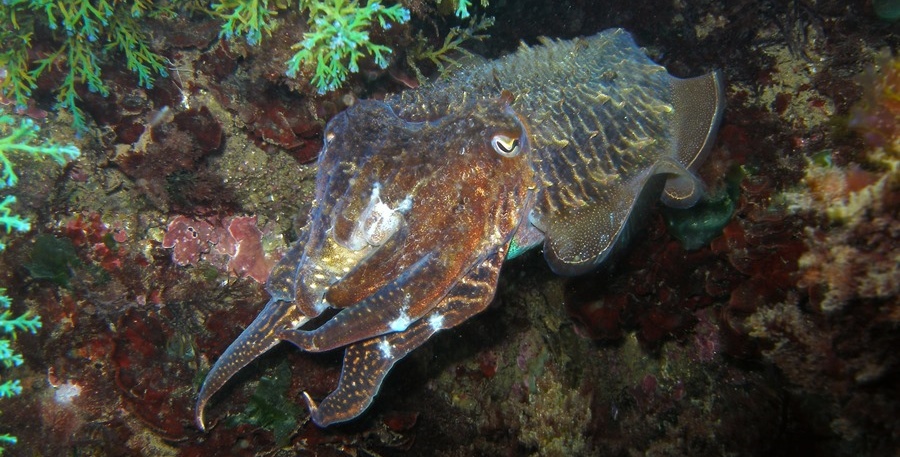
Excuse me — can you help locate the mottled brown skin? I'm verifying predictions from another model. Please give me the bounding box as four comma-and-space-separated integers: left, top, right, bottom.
392, 29, 724, 273
195, 28, 723, 429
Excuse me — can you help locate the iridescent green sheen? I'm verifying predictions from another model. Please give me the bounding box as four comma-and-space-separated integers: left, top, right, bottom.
874, 0, 900, 20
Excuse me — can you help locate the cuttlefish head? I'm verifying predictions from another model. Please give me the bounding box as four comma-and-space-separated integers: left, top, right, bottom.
195, 92, 536, 429
291, 92, 537, 318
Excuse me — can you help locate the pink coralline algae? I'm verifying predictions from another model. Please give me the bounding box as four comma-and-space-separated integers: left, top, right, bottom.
225, 216, 277, 283
161, 216, 220, 267
162, 215, 279, 283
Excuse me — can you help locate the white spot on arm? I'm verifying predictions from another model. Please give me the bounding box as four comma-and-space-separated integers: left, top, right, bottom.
313, 299, 329, 314
378, 339, 393, 358
388, 309, 412, 332
428, 314, 444, 332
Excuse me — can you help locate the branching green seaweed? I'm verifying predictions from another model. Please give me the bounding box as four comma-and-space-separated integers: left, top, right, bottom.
406, 14, 493, 83
1, 0, 490, 130
0, 1, 171, 132
225, 361, 301, 446
285, 0, 411, 93
213, 0, 411, 93
437, 0, 489, 19
0, 109, 78, 454
0, 287, 41, 455
211, 0, 282, 45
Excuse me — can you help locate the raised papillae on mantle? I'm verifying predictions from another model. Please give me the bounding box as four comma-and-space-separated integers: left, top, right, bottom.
195, 28, 725, 428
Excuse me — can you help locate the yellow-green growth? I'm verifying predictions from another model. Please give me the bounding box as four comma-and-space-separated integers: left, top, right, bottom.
406, 14, 493, 83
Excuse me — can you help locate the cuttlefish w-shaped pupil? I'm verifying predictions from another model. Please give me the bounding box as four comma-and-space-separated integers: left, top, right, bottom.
491, 134, 520, 156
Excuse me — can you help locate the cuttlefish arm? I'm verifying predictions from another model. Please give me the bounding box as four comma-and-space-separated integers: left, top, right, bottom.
279, 251, 444, 352
195, 298, 308, 431
280, 176, 516, 352
303, 249, 506, 426
195, 228, 313, 431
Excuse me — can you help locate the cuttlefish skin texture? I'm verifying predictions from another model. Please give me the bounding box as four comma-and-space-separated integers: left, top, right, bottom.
195, 28, 724, 429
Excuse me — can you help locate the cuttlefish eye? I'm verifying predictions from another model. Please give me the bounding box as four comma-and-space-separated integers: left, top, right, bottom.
491, 133, 521, 157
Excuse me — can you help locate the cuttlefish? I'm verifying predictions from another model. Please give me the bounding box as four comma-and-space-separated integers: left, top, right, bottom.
195, 28, 724, 429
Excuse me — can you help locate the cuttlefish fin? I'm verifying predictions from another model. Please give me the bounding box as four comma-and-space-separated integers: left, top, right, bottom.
195, 298, 308, 431
544, 158, 694, 276
544, 70, 724, 276
664, 70, 725, 208
303, 251, 505, 426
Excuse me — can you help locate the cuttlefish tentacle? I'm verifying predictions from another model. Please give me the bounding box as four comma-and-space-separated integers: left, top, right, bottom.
195, 298, 308, 431
195, 223, 314, 431
304, 250, 506, 426
280, 248, 472, 352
